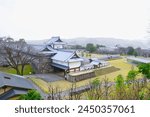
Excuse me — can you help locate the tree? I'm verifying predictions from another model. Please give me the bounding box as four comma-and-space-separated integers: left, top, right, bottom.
133, 51, 138, 57
86, 43, 96, 53
138, 63, 150, 84
127, 46, 135, 55
115, 75, 125, 89
19, 90, 42, 100
126, 70, 138, 83
91, 78, 100, 87
135, 47, 142, 56
75, 45, 85, 49
118, 47, 126, 55
96, 44, 105, 49
0, 37, 35, 75
115, 75, 126, 99
126, 70, 139, 91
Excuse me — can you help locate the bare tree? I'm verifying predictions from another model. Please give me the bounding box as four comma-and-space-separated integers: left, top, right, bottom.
0, 37, 35, 75
47, 86, 63, 100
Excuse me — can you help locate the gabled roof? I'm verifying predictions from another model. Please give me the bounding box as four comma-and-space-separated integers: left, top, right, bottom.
51, 51, 82, 62
31, 44, 57, 56
31, 44, 54, 52
0, 88, 28, 100
90, 61, 100, 65
41, 45, 57, 52
42, 46, 52, 51
47, 37, 66, 45
0, 72, 33, 89
31, 44, 46, 52
51, 51, 75, 62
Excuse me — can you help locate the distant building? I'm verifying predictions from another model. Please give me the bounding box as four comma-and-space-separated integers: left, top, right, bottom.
98, 46, 119, 54
46, 36, 66, 49
0, 72, 34, 100
80, 58, 109, 70
126, 56, 150, 65
99, 55, 121, 61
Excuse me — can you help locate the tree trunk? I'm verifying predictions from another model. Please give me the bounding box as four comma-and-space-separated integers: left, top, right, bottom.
16, 67, 21, 75
21, 65, 25, 76
143, 77, 147, 86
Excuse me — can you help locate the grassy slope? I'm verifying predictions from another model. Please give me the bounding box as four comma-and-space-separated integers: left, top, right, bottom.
0, 64, 33, 75
29, 78, 50, 93
95, 66, 120, 76
108, 58, 141, 79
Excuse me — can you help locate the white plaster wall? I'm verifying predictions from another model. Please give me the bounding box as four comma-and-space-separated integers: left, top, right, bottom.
54, 44, 63, 49
53, 60, 81, 69
53, 60, 68, 66
69, 61, 81, 68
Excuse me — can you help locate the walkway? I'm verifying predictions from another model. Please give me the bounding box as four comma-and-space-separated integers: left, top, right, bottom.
25, 73, 64, 82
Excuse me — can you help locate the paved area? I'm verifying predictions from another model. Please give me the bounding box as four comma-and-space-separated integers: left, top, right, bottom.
25, 73, 64, 82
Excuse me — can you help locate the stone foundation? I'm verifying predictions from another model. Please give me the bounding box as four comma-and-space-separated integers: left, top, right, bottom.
68, 71, 96, 82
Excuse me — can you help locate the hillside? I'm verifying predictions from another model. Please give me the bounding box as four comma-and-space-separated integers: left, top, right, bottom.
27, 37, 148, 48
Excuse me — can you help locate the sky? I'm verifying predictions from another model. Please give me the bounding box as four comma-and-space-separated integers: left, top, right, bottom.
0, 0, 150, 41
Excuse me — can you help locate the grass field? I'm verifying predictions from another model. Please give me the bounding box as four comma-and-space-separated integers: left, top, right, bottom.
0, 64, 33, 75
95, 66, 120, 76
29, 78, 50, 93
29, 58, 142, 93
108, 58, 141, 79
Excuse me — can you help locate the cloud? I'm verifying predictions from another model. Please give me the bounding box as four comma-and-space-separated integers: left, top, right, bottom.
0, 0, 150, 40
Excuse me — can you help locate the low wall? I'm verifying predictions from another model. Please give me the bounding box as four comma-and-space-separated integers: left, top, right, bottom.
68, 71, 96, 82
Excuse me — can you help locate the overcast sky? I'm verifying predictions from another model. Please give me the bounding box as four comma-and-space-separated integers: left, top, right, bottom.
0, 0, 150, 40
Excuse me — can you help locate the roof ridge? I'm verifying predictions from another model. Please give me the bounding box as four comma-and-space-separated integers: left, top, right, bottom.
65, 51, 77, 62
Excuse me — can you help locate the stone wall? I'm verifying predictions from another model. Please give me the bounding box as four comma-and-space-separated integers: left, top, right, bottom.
68, 71, 96, 82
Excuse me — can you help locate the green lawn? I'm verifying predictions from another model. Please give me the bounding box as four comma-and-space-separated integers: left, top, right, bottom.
108, 58, 141, 79
0, 64, 33, 75
95, 66, 120, 76
29, 78, 50, 93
